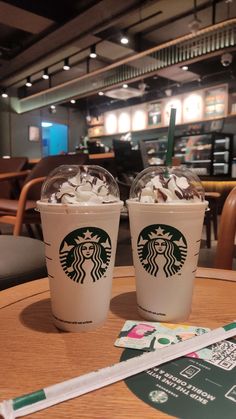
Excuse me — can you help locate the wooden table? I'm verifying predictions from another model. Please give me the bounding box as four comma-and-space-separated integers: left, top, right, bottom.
0, 267, 235, 419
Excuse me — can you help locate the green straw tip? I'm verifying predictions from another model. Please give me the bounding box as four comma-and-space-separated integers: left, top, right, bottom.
166, 108, 177, 167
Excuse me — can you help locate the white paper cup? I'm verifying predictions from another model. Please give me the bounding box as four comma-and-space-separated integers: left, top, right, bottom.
37, 201, 123, 332
127, 200, 208, 322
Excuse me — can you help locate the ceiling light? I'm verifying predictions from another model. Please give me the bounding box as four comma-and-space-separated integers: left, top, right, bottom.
165, 88, 172, 97
1, 89, 8, 98
63, 58, 70, 70
188, 0, 202, 34
49, 105, 56, 114
41, 122, 53, 127
181, 65, 188, 71
221, 52, 233, 67
98, 91, 104, 96
188, 17, 201, 34
122, 83, 128, 88
120, 33, 129, 45
89, 45, 97, 59
70, 99, 76, 104
42, 68, 49, 80
25, 76, 32, 87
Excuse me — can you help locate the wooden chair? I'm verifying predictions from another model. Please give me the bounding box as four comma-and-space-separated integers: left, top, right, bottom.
0, 157, 28, 199
214, 187, 236, 270
0, 153, 89, 236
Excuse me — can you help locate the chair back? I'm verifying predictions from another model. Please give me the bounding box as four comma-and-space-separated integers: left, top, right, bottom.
214, 187, 236, 270
112, 140, 143, 180
0, 157, 28, 198
24, 154, 89, 201
0, 157, 28, 173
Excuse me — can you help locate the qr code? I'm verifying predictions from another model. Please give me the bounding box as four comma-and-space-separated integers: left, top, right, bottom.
206, 340, 236, 371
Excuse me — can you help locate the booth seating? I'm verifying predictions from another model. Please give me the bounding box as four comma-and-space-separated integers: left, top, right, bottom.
0, 235, 47, 290
214, 187, 236, 270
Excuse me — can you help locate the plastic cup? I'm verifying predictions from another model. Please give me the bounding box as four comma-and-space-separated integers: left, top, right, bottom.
126, 166, 208, 322
37, 165, 123, 332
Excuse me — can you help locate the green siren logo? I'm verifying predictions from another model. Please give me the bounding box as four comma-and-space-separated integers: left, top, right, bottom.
137, 224, 187, 278
59, 227, 111, 283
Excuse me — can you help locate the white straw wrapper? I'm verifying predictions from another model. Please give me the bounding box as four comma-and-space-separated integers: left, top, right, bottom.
1, 322, 236, 418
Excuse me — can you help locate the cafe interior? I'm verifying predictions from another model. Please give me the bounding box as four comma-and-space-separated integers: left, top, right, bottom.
0, 1, 236, 417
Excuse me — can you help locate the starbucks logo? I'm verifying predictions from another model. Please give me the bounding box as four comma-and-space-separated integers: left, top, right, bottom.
149, 390, 168, 404
59, 227, 111, 283
137, 224, 187, 278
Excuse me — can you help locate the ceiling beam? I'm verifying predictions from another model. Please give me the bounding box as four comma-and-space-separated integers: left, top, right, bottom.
0, 1, 54, 34
0, 0, 146, 85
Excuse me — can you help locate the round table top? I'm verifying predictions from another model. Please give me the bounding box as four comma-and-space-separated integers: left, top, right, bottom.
0, 267, 235, 419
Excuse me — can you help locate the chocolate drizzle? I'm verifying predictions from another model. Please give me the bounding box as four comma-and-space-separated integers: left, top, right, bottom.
139, 172, 204, 203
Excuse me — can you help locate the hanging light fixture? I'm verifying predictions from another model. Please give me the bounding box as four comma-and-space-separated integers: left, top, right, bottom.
188, 0, 201, 34
1, 88, 8, 98
89, 45, 97, 59
63, 58, 70, 70
42, 68, 49, 80
120, 32, 129, 45
25, 76, 32, 87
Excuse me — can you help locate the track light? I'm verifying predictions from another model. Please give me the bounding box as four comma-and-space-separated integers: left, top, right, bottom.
49, 105, 56, 114
181, 65, 188, 71
42, 68, 49, 80
120, 32, 129, 45
63, 58, 70, 70
165, 88, 172, 97
70, 99, 76, 104
25, 77, 32, 87
98, 91, 104, 96
1, 88, 8, 98
122, 83, 128, 88
89, 45, 97, 59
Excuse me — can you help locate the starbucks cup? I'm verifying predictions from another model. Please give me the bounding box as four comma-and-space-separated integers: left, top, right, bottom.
37, 165, 123, 332
127, 166, 208, 323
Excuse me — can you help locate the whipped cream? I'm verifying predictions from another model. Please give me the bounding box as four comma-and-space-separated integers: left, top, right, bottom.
45, 169, 119, 204
138, 173, 203, 203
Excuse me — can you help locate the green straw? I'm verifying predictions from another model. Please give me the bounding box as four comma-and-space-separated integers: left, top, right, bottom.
166, 107, 176, 167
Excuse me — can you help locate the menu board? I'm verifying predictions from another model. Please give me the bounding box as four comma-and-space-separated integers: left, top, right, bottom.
147, 102, 162, 126
96, 84, 229, 139
204, 85, 228, 119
